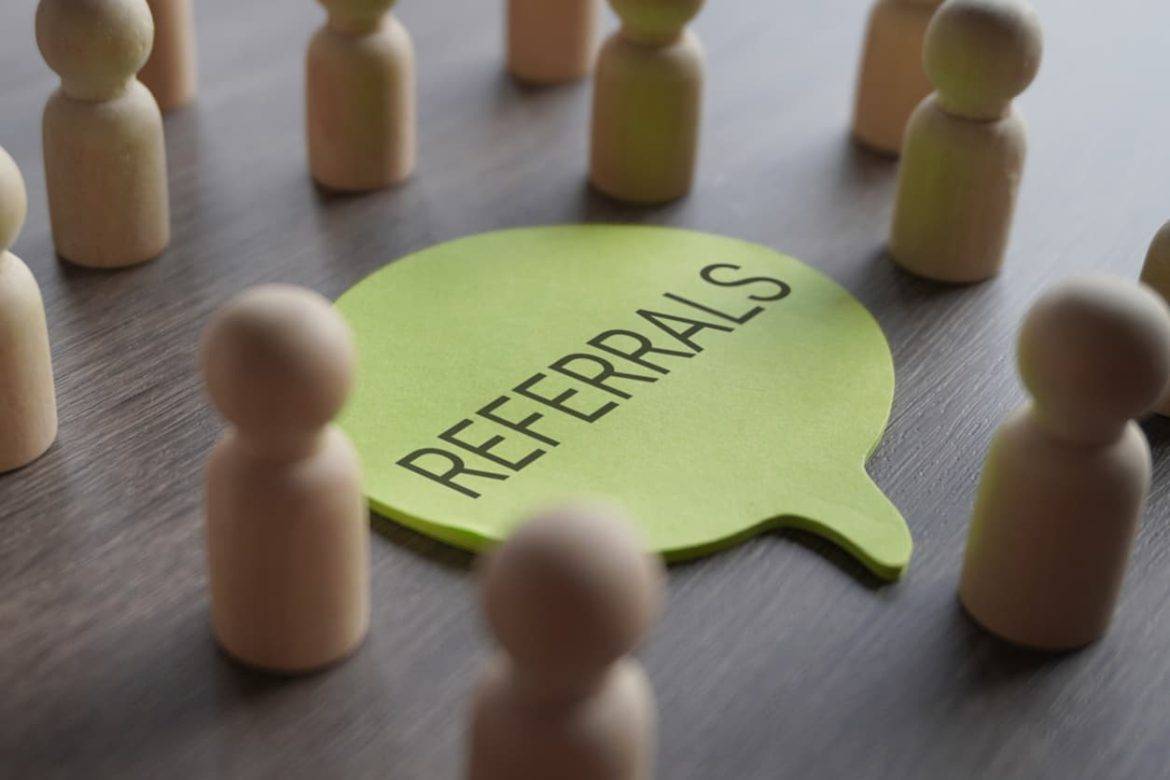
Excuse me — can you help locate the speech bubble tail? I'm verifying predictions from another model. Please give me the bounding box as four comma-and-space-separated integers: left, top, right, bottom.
771, 470, 913, 582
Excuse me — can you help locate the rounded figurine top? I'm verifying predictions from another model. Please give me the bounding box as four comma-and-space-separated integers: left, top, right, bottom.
924, 0, 1042, 120
1018, 276, 1170, 444
611, 0, 705, 45
1140, 221, 1170, 295
0, 147, 27, 253
36, 0, 155, 101
316, 0, 395, 32
480, 502, 665, 698
200, 285, 356, 459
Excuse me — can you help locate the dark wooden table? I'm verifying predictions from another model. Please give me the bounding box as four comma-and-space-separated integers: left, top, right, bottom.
3, 0, 1170, 777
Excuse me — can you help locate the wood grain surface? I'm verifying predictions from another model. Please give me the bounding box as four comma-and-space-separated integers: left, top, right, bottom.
3, 1, 1170, 777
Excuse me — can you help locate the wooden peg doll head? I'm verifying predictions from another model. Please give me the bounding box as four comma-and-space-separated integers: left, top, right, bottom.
316, 0, 395, 32
36, 0, 155, 101
0, 147, 27, 253
1018, 276, 1170, 444
1140, 221, 1170, 293
480, 502, 665, 700
610, 0, 705, 45
924, 0, 1042, 120
199, 285, 356, 461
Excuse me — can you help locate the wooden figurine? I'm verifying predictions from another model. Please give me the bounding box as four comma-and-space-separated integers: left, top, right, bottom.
200, 285, 370, 673
851, 0, 944, 156
139, 0, 198, 112
307, 0, 417, 192
0, 147, 57, 474
36, 0, 171, 269
1139, 221, 1170, 417
589, 0, 705, 204
888, 0, 1042, 283
960, 277, 1170, 651
469, 502, 665, 780
507, 0, 601, 85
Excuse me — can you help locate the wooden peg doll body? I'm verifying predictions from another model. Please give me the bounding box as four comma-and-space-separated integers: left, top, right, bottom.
590, 0, 705, 204
1139, 221, 1170, 416
307, 0, 417, 191
960, 277, 1170, 650
507, 0, 601, 84
469, 504, 665, 780
37, 0, 171, 269
851, 0, 943, 156
472, 657, 657, 780
201, 285, 370, 673
888, 0, 1042, 283
139, 0, 199, 111
0, 147, 57, 473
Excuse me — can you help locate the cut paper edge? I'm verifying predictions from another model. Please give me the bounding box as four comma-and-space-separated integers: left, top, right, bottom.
365, 460, 911, 582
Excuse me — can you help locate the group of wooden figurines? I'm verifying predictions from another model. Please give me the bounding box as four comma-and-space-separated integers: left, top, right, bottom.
14, 0, 702, 265
189, 273, 1170, 779
34, 0, 194, 270
308, 0, 709, 203
187, 279, 1170, 775
853, 0, 1044, 283
18, 0, 1042, 277
199, 283, 662, 778
521, 0, 1037, 284
22, 0, 413, 268
508, 0, 703, 203
5, 1, 1170, 775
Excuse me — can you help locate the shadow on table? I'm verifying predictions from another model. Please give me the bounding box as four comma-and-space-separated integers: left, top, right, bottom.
369, 510, 476, 573
1141, 414, 1170, 450
786, 528, 890, 591
572, 181, 699, 227
948, 599, 1089, 686
367, 507, 892, 590
665, 526, 891, 592
836, 133, 900, 188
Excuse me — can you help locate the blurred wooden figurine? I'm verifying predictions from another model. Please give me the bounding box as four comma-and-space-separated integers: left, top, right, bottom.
590, 0, 705, 204
201, 285, 370, 673
508, 0, 601, 84
307, 0, 417, 191
36, 0, 171, 269
139, 0, 198, 112
1139, 221, 1170, 417
960, 277, 1170, 650
470, 503, 665, 780
0, 147, 57, 473
851, 0, 944, 156
888, 0, 1042, 282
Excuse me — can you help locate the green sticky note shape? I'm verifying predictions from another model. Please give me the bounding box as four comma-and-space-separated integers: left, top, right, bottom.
336, 226, 912, 580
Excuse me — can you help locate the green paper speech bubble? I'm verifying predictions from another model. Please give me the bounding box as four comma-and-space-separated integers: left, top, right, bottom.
336, 226, 911, 580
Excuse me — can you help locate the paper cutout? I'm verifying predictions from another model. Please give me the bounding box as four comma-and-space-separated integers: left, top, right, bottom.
336, 226, 912, 580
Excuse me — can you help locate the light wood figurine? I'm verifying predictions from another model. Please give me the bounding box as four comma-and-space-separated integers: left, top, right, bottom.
851, 0, 944, 156
960, 277, 1170, 650
888, 0, 1042, 283
307, 0, 417, 192
590, 0, 705, 204
1139, 221, 1170, 417
469, 502, 665, 780
139, 0, 199, 112
201, 285, 370, 673
508, 0, 601, 85
36, 0, 171, 269
0, 147, 57, 474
